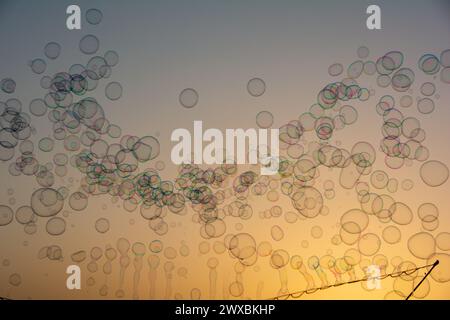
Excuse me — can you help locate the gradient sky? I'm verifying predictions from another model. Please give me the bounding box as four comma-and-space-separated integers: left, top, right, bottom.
1, 0, 450, 300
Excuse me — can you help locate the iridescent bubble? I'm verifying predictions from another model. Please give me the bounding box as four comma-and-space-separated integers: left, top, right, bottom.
179, 88, 198, 108
357, 46, 370, 59
408, 232, 435, 259
0, 205, 14, 226
213, 241, 226, 255
420, 82, 436, 96
310, 225, 323, 239
284, 211, 298, 223
247, 78, 265, 97
132, 242, 146, 256
105, 247, 117, 261
427, 254, 450, 283
418, 54, 440, 75
420, 160, 449, 187
358, 233, 381, 256
79, 35, 100, 55
9, 273, 21, 286
229, 281, 244, 297
29, 99, 47, 116
440, 67, 450, 84
417, 98, 435, 114
339, 105, 358, 125
38, 137, 54, 152
69, 192, 88, 211
401, 179, 414, 191
391, 68, 414, 92
108, 124, 121, 138
370, 170, 388, 189
257, 241, 272, 257
417, 202, 439, 223
46, 217, 66, 236
40, 75, 52, 89
132, 136, 160, 162
44, 42, 61, 60
270, 249, 290, 269
382, 226, 401, 244
384, 291, 404, 300
95, 218, 110, 233
161, 247, 176, 261
347, 60, 364, 79
256, 111, 274, 128
400, 95, 413, 108
71, 250, 87, 263
389, 202, 413, 225
149, 240, 163, 253
86, 8, 103, 25
190, 288, 201, 299
1, 78, 16, 94
328, 63, 343, 77
104, 50, 119, 67
363, 61, 376, 75
30, 58, 46, 74
440, 49, 450, 67
15, 206, 35, 224
31, 188, 64, 217
291, 186, 323, 219
24, 223, 37, 235
392, 277, 413, 298
436, 232, 450, 251
340, 208, 369, 234
271, 225, 284, 241
228, 233, 257, 263
105, 82, 123, 100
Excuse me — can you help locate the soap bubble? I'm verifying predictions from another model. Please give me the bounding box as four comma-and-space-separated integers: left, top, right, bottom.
179, 88, 198, 108
86, 8, 103, 25
420, 160, 449, 187
247, 78, 265, 97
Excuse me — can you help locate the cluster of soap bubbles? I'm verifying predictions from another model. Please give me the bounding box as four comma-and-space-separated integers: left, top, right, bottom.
2, 8, 450, 300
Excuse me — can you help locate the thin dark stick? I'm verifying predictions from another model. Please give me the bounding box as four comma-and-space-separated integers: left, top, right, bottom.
405, 260, 439, 300
270, 261, 436, 300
